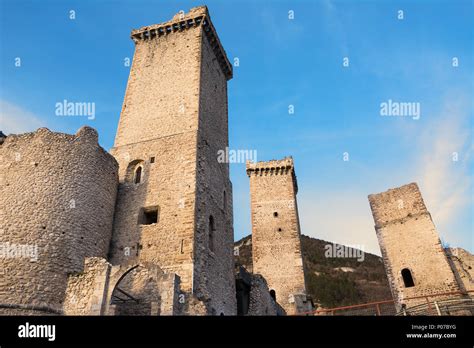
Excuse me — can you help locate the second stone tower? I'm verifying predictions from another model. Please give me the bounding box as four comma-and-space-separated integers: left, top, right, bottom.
247, 157, 312, 314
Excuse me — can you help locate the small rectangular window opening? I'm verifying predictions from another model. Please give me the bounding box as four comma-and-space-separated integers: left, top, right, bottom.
139, 206, 159, 225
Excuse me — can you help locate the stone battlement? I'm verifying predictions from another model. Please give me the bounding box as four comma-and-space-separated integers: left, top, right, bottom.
130, 6, 232, 80
246, 156, 294, 172
368, 182, 429, 228
246, 157, 297, 193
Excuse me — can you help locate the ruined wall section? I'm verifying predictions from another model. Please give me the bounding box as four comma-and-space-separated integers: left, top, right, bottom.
105, 263, 180, 316
446, 248, 474, 293
63, 257, 111, 315
193, 20, 236, 315
247, 274, 280, 316
0, 127, 118, 315
368, 183, 461, 310
247, 157, 308, 315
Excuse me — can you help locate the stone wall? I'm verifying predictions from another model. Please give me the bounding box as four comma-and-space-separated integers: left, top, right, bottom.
179, 294, 209, 316
192, 13, 236, 315
247, 274, 280, 316
105, 263, 180, 316
114, 15, 202, 147
63, 257, 111, 315
247, 157, 308, 315
446, 248, 474, 293
368, 183, 461, 310
0, 127, 118, 315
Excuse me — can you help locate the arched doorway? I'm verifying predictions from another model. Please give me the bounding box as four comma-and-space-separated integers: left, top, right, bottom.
401, 268, 415, 288
109, 265, 160, 315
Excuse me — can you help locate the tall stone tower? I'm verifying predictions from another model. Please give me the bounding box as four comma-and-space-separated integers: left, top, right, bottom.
109, 6, 236, 315
247, 157, 311, 314
368, 183, 461, 311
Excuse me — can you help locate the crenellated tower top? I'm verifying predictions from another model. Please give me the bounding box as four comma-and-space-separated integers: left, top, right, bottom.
130, 6, 232, 80
246, 157, 298, 194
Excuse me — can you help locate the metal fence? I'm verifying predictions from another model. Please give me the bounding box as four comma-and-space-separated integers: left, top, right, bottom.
296, 290, 474, 316
397, 296, 474, 316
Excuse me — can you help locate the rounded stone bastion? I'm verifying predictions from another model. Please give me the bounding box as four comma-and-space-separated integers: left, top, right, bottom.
0, 127, 118, 314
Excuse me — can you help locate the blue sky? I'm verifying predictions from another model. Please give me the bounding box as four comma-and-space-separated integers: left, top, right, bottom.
1, 0, 472, 254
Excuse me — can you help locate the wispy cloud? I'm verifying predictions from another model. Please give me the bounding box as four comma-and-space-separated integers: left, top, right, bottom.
0, 100, 45, 134
297, 92, 473, 255
416, 92, 472, 231
299, 188, 381, 254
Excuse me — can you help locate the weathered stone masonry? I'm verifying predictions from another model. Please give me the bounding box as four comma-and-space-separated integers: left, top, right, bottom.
0, 127, 118, 315
446, 248, 474, 293
247, 157, 312, 315
368, 183, 461, 311
108, 6, 236, 315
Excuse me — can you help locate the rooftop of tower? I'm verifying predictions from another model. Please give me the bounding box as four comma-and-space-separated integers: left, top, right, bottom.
368, 182, 429, 228
367, 182, 425, 207
130, 5, 233, 80
246, 157, 298, 193
246, 156, 295, 172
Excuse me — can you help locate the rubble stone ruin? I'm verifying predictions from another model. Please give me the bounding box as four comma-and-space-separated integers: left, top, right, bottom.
368, 183, 473, 315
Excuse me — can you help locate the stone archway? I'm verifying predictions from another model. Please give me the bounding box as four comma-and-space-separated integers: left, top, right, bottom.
65, 258, 181, 316
107, 264, 162, 316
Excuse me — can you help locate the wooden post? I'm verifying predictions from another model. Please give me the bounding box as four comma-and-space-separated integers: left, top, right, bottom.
375, 303, 381, 316
426, 296, 435, 315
